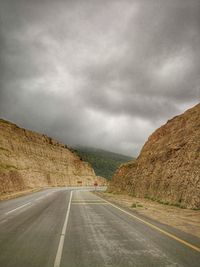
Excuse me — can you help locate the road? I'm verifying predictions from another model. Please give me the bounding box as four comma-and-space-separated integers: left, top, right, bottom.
0, 188, 200, 267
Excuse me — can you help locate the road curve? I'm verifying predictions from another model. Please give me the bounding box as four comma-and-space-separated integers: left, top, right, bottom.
0, 188, 199, 267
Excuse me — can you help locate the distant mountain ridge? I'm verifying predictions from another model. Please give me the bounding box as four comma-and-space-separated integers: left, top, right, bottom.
72, 146, 133, 180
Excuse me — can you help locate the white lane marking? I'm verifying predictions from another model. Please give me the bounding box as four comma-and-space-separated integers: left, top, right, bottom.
0, 219, 7, 224
54, 190, 73, 267
35, 191, 56, 201
96, 194, 200, 254
35, 195, 49, 201
6, 202, 31, 215
35, 196, 45, 201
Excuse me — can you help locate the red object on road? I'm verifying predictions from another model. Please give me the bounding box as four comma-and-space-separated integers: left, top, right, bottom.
94, 181, 98, 186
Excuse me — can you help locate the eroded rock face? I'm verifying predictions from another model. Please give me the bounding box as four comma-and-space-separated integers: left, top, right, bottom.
0, 119, 106, 195
110, 104, 200, 209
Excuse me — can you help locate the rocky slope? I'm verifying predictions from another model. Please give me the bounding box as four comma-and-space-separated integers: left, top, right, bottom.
109, 103, 200, 209
0, 119, 106, 195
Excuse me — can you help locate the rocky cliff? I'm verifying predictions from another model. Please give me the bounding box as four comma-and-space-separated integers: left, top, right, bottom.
0, 119, 106, 195
109, 103, 200, 209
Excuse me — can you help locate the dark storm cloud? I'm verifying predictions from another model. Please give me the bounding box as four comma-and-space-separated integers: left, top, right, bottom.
0, 0, 200, 156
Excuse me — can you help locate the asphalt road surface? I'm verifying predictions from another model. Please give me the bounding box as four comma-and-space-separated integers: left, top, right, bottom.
0, 187, 200, 267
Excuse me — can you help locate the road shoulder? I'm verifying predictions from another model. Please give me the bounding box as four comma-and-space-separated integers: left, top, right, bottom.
96, 192, 200, 239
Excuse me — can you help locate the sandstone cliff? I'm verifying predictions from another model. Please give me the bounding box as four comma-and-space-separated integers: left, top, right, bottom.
0, 119, 106, 195
109, 103, 200, 209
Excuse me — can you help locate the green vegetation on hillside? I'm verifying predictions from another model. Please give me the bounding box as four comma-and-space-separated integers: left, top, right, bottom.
72, 146, 133, 180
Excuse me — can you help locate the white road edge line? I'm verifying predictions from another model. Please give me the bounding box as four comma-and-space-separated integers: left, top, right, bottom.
54, 190, 73, 267
6, 202, 31, 215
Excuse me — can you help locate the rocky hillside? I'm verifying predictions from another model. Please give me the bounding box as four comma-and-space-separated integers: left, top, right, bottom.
109, 103, 200, 209
0, 119, 106, 195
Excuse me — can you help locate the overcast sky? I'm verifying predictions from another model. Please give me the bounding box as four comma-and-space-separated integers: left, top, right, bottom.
0, 0, 199, 156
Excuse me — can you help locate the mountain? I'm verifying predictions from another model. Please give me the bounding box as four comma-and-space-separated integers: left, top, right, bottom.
0, 119, 106, 196
109, 103, 200, 209
72, 146, 133, 180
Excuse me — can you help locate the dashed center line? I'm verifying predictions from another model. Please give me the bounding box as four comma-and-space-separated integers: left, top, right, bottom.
35, 192, 55, 201
35, 196, 47, 201
0, 219, 7, 224
6, 202, 31, 215
72, 201, 108, 205
4, 191, 57, 216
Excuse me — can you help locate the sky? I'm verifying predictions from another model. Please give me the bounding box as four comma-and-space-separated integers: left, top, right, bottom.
0, 0, 199, 157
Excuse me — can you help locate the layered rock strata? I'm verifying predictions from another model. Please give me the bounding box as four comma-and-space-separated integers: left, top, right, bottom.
109, 104, 200, 209
0, 119, 106, 195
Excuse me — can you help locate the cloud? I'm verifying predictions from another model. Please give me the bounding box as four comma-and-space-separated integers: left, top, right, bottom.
0, 0, 200, 156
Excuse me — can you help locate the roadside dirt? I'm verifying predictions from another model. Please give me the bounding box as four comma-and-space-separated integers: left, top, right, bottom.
0, 188, 43, 201
97, 192, 200, 239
